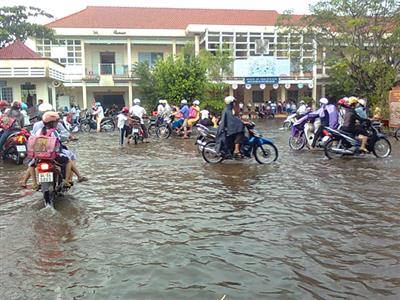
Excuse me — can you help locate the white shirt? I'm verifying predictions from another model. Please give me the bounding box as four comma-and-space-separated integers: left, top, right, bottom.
93, 106, 104, 119
22, 110, 30, 126
200, 109, 209, 120
157, 104, 164, 115
117, 113, 128, 129
297, 104, 307, 114
129, 105, 147, 124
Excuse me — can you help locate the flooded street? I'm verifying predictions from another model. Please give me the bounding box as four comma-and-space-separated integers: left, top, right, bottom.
1, 120, 400, 300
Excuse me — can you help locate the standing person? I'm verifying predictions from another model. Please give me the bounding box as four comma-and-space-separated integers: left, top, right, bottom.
183, 100, 200, 138
215, 96, 246, 159
0, 101, 25, 156
179, 99, 190, 132
286, 102, 291, 114
92, 102, 104, 133
20, 102, 30, 127
129, 98, 149, 142
271, 101, 277, 114
70, 103, 80, 124
117, 107, 130, 146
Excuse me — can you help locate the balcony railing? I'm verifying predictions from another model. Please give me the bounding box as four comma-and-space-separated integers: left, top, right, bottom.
86, 64, 131, 76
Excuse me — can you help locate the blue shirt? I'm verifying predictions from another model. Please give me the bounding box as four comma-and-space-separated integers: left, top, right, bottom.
180, 105, 189, 119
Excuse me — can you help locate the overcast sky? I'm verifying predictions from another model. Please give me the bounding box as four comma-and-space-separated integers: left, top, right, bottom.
2, 0, 319, 23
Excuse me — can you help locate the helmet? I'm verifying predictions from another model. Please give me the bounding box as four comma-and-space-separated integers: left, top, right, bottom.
133, 98, 141, 104
193, 100, 200, 105
224, 96, 235, 105
181, 99, 188, 104
0, 100, 9, 108
122, 107, 129, 114
358, 99, 367, 106
95, 102, 101, 107
160, 99, 167, 104
348, 96, 359, 106
42, 111, 60, 123
38, 103, 53, 112
299, 100, 305, 104
319, 98, 328, 105
21, 102, 28, 110
337, 98, 348, 107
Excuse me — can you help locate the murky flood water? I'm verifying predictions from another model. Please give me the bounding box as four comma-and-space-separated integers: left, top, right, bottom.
1, 120, 399, 300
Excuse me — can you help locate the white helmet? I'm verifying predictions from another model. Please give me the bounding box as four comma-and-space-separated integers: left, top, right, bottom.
319, 97, 328, 105
38, 103, 53, 112
224, 96, 235, 105
193, 100, 200, 105
358, 99, 367, 106
133, 98, 141, 104
181, 99, 188, 104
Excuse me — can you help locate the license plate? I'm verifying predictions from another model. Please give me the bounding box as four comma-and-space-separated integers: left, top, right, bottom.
38, 172, 53, 183
322, 136, 330, 142
16, 145, 26, 152
132, 128, 139, 133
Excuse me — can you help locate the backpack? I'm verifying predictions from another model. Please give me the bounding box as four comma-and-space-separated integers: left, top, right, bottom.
189, 107, 198, 119
0, 113, 16, 130
27, 128, 60, 160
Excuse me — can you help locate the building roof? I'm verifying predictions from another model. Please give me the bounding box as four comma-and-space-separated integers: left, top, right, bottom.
0, 40, 42, 59
47, 6, 300, 29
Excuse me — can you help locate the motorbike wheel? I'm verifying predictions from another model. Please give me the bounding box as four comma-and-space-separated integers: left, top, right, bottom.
202, 141, 223, 164
156, 125, 171, 139
5, 146, 24, 165
133, 134, 138, 145
395, 128, 400, 141
101, 121, 115, 132
254, 143, 278, 164
324, 139, 344, 159
80, 122, 91, 132
373, 137, 391, 158
289, 133, 306, 150
147, 124, 157, 136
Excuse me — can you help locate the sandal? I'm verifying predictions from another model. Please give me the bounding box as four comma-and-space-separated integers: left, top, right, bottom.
77, 176, 88, 183
32, 183, 40, 191
63, 180, 73, 188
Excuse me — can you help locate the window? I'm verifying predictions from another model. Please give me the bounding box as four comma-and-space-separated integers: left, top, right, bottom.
36, 39, 82, 66
252, 91, 264, 103
138, 52, 164, 67
1, 87, 13, 101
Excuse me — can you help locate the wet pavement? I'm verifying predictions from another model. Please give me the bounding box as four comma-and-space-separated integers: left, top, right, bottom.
1, 120, 400, 300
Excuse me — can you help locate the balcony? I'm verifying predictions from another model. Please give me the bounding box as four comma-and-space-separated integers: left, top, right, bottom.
85, 64, 132, 78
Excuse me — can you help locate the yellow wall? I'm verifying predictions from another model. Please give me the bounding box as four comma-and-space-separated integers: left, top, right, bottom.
3, 78, 52, 105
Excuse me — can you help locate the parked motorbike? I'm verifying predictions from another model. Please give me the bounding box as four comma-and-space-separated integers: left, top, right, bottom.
62, 113, 80, 133
323, 121, 391, 159
80, 112, 115, 132
201, 122, 278, 164
1, 128, 30, 164
194, 124, 217, 152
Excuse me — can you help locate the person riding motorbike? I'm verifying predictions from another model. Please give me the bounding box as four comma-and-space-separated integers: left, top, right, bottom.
341, 96, 369, 152
92, 101, 104, 133
215, 96, 246, 159
310, 98, 339, 149
297, 100, 308, 116
183, 100, 200, 139
337, 98, 349, 127
129, 98, 149, 142
355, 99, 368, 119
0, 100, 10, 117
0, 101, 25, 157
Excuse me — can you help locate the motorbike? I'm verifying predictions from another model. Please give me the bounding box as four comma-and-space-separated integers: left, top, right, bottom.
201, 122, 279, 164
36, 159, 70, 207
79, 111, 115, 132
289, 114, 329, 150
147, 115, 166, 136
395, 127, 400, 141
283, 113, 297, 130
62, 113, 80, 133
194, 124, 217, 152
156, 118, 198, 139
323, 121, 391, 159
128, 117, 145, 144
1, 128, 30, 164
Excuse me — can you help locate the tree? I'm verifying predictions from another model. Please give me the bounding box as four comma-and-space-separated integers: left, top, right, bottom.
0, 6, 54, 48
278, 0, 400, 115
132, 61, 159, 110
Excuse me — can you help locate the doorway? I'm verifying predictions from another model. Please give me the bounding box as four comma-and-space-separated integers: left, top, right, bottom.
94, 94, 125, 110
100, 52, 115, 75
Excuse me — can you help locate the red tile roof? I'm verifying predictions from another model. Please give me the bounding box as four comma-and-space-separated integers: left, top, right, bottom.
48, 6, 297, 29
0, 40, 42, 59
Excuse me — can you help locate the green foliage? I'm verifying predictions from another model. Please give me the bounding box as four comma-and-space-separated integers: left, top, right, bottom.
153, 54, 207, 103
132, 61, 159, 110
0, 6, 54, 48
199, 44, 234, 81
203, 82, 229, 112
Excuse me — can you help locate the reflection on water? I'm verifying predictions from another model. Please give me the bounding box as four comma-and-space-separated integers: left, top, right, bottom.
1, 121, 400, 299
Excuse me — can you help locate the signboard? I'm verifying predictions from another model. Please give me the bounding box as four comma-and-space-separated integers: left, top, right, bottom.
245, 77, 279, 85
389, 86, 400, 127
234, 57, 290, 77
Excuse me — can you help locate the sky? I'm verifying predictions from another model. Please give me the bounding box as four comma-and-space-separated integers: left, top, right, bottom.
1, 0, 319, 24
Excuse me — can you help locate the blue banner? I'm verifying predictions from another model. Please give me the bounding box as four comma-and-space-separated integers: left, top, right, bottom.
234, 57, 290, 77
245, 77, 279, 84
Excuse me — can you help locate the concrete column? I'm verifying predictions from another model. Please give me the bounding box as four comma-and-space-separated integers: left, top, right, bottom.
280, 86, 286, 102
172, 39, 177, 60
127, 38, 132, 76
312, 39, 318, 108
321, 85, 326, 97
194, 35, 200, 56
81, 40, 86, 76
128, 83, 133, 106
229, 86, 234, 96
82, 82, 87, 109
